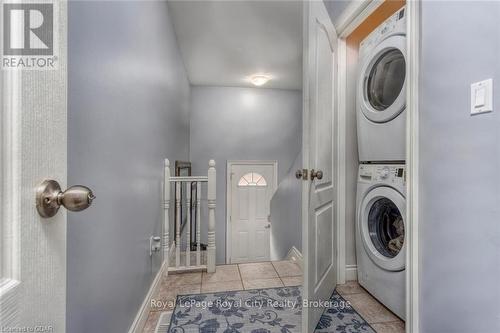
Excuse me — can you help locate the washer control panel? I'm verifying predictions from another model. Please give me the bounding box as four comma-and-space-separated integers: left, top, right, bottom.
359, 7, 406, 57
359, 164, 406, 187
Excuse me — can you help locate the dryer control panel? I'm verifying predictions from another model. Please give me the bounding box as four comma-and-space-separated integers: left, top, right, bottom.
359, 7, 406, 57
358, 164, 406, 187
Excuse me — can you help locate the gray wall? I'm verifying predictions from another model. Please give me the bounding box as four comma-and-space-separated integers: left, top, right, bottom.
270, 151, 302, 260
68, 2, 190, 332
189, 86, 302, 263
419, 2, 500, 332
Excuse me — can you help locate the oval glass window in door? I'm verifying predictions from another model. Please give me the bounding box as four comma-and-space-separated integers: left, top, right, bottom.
366, 49, 406, 111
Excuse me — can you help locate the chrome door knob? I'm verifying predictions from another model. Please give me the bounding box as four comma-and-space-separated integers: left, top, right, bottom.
36, 180, 95, 218
60, 185, 96, 212
310, 169, 323, 181
296, 169, 308, 180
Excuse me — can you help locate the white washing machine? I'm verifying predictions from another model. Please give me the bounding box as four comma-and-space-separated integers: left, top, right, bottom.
357, 7, 406, 163
356, 164, 406, 319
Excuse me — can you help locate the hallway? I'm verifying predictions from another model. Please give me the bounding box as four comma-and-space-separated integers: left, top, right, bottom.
1, 0, 498, 332
141, 261, 403, 333
142, 260, 303, 332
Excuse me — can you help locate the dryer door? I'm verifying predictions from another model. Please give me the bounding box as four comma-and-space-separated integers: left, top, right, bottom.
359, 186, 406, 271
358, 35, 406, 123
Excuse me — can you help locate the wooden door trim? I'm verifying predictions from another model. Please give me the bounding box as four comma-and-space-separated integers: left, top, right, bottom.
225, 160, 278, 264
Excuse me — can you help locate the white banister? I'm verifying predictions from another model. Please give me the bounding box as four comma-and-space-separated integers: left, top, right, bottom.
162, 159, 216, 274
170, 176, 208, 182
163, 159, 170, 275
175, 182, 181, 268
196, 181, 201, 266
185, 182, 191, 267
207, 159, 216, 273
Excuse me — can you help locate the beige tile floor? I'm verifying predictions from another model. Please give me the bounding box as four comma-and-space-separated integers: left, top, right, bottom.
141, 262, 403, 333
336, 281, 405, 333
142, 260, 302, 332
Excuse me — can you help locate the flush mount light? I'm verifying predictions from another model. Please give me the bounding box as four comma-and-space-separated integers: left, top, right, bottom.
249, 74, 272, 86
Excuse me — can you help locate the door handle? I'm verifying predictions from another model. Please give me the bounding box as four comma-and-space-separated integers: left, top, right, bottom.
264, 224, 271, 229
296, 169, 308, 180
310, 169, 323, 181
36, 179, 96, 218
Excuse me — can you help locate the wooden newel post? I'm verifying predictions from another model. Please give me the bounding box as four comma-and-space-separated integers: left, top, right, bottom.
163, 159, 170, 275
207, 159, 216, 273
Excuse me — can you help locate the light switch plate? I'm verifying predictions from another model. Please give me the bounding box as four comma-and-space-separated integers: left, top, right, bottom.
471, 79, 493, 115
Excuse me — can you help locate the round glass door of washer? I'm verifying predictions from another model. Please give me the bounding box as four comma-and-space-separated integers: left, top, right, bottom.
368, 197, 405, 258
359, 186, 406, 271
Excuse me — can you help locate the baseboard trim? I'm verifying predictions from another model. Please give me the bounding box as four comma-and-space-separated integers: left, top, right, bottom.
345, 264, 358, 281
128, 262, 166, 333
285, 246, 303, 270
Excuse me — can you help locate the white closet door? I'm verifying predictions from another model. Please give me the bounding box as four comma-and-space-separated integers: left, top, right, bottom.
302, 0, 338, 331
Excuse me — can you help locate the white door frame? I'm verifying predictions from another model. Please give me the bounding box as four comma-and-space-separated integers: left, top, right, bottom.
404, 1, 421, 332
334, 1, 420, 332
225, 160, 278, 264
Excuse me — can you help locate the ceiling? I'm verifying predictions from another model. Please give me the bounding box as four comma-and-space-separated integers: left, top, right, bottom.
167, 1, 302, 90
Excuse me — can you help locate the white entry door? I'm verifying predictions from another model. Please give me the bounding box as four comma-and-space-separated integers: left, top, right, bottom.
0, 3, 68, 331
228, 162, 277, 263
302, 1, 338, 331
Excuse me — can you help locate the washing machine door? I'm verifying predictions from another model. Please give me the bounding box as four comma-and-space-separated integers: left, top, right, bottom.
358, 35, 406, 123
359, 186, 406, 271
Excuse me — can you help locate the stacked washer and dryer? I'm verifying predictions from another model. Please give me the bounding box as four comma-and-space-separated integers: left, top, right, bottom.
355, 7, 407, 320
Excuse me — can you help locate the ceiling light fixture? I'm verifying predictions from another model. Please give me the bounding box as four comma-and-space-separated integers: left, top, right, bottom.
249, 74, 272, 86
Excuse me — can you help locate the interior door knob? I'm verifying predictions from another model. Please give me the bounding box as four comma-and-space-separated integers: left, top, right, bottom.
36, 180, 95, 218
296, 169, 308, 180
310, 169, 323, 181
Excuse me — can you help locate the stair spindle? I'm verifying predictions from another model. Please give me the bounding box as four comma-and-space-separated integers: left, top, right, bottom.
175, 182, 181, 268
185, 181, 191, 267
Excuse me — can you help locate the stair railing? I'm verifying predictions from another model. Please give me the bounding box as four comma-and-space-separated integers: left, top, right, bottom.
163, 159, 216, 275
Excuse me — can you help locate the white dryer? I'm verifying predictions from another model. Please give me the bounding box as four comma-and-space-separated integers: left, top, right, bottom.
357, 7, 406, 162
356, 164, 406, 319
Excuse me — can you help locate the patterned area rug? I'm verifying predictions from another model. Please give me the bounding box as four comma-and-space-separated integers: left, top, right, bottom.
167, 287, 374, 333
315, 291, 375, 333
169, 287, 301, 332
